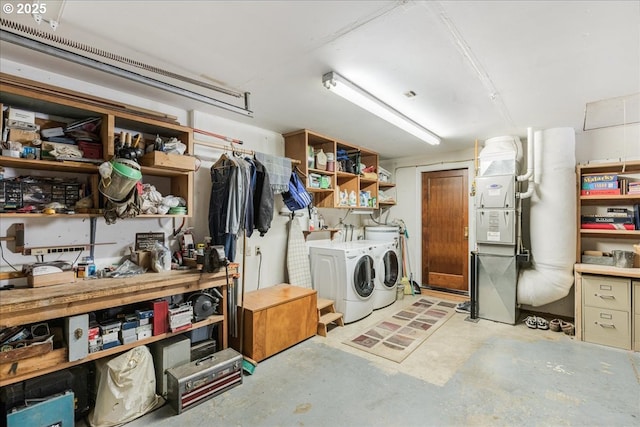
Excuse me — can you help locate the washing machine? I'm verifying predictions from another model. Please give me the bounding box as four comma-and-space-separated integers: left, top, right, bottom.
309, 241, 375, 323
364, 226, 401, 309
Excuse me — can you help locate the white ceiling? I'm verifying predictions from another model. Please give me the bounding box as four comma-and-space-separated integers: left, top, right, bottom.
1, 0, 638, 159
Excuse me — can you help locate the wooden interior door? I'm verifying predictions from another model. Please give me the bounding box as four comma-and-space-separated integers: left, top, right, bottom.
421, 169, 469, 293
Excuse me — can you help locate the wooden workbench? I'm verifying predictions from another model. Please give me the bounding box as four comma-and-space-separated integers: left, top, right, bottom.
0, 267, 235, 386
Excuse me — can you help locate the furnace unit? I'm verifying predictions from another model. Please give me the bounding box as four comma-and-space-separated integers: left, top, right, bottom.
472, 130, 534, 324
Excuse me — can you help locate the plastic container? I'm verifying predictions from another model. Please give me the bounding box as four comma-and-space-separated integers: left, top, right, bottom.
316, 149, 327, 171
326, 152, 335, 172
613, 250, 634, 268
307, 146, 315, 169
99, 159, 142, 202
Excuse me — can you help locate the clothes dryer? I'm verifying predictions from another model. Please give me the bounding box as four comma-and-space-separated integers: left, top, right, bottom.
364, 226, 401, 309
309, 242, 375, 323
369, 240, 400, 309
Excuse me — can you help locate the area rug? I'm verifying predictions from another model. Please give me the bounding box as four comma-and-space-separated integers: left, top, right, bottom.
343, 297, 457, 363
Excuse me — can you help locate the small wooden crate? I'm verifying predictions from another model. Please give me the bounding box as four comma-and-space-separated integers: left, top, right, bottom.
141, 151, 196, 171
0, 338, 53, 364
28, 271, 76, 288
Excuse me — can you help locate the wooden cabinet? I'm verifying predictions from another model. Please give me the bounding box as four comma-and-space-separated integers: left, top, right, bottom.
233, 284, 317, 362
0, 268, 235, 387
576, 160, 640, 261
0, 74, 194, 218
284, 129, 383, 209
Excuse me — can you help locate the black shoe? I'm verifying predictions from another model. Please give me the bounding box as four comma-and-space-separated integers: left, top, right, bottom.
455, 301, 470, 313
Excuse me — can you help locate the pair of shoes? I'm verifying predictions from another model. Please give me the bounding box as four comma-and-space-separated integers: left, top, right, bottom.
524, 315, 537, 329
536, 317, 549, 330
455, 301, 470, 314
550, 319, 562, 332
524, 315, 549, 330
561, 321, 575, 336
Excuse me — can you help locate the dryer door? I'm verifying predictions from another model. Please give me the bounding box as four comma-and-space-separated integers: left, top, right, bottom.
353, 255, 375, 299
381, 250, 399, 290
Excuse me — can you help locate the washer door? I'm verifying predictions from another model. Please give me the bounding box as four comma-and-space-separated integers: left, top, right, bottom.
353, 255, 375, 299
381, 250, 399, 290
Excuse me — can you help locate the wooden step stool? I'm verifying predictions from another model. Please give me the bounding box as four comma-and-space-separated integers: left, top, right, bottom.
317, 298, 344, 337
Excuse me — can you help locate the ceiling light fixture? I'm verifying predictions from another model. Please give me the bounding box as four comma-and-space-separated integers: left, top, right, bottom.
322, 71, 440, 145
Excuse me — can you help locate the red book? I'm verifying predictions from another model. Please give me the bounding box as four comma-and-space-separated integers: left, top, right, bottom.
581, 223, 635, 230
151, 299, 169, 336
581, 189, 621, 196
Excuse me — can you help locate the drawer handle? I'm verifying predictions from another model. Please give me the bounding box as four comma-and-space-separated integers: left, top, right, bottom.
595, 294, 615, 300
597, 322, 616, 329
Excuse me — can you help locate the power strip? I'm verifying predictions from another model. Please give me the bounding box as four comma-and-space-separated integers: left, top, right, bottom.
25, 246, 87, 256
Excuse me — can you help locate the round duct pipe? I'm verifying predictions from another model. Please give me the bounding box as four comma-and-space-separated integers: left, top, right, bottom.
517, 127, 576, 306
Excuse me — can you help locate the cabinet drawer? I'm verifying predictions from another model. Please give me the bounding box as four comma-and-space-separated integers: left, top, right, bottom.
583, 275, 630, 311
583, 306, 630, 350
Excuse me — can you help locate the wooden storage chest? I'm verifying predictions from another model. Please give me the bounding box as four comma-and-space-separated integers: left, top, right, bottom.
236, 284, 317, 362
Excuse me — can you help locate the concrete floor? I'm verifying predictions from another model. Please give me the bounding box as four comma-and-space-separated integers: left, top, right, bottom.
116, 293, 639, 426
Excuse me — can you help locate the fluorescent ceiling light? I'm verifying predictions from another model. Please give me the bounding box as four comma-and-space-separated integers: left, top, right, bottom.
322, 71, 440, 145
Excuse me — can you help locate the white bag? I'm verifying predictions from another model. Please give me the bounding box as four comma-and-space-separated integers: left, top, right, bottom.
88, 346, 160, 427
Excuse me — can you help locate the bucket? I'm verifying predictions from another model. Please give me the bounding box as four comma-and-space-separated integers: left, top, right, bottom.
99, 159, 142, 202
612, 250, 634, 268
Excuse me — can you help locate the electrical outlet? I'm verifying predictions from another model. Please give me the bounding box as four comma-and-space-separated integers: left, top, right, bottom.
255, 246, 261, 256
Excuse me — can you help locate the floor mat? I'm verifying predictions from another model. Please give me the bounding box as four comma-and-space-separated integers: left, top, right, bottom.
343, 297, 456, 363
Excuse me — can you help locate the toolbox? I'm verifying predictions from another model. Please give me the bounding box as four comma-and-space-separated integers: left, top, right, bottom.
166, 347, 242, 414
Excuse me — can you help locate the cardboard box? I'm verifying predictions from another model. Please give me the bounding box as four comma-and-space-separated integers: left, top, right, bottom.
141, 151, 196, 171
7, 107, 35, 124
8, 128, 39, 144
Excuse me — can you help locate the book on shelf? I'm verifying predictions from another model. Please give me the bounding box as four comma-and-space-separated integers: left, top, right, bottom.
581, 172, 618, 184
581, 223, 636, 230
581, 215, 634, 223
581, 181, 618, 190
607, 207, 632, 214
580, 188, 621, 196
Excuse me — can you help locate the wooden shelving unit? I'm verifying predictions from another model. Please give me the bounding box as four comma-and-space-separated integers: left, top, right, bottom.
284, 129, 383, 209
576, 160, 640, 260
0, 75, 195, 218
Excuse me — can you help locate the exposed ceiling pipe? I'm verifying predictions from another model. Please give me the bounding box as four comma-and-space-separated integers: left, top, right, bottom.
517, 127, 535, 199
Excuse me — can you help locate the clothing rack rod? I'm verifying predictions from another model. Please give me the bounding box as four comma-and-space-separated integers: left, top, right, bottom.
194, 128, 243, 144
194, 138, 254, 156
194, 138, 301, 164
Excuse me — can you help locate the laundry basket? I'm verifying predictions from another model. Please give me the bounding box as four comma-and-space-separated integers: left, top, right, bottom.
99, 159, 142, 202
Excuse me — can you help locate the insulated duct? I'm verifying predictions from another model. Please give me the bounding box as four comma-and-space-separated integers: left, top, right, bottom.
517, 128, 576, 306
